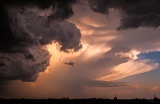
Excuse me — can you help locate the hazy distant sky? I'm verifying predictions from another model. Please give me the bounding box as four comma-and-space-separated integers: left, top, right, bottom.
1, 0, 160, 99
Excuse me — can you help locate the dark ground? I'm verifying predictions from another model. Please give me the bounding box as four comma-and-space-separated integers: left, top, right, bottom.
0, 98, 160, 104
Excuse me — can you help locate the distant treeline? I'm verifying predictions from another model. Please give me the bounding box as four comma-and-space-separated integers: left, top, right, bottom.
0, 98, 160, 104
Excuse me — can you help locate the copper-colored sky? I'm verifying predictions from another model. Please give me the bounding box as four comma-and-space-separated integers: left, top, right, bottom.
1, 1, 160, 99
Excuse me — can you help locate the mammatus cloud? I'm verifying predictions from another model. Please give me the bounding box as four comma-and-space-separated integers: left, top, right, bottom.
88, 0, 160, 30
0, 0, 82, 82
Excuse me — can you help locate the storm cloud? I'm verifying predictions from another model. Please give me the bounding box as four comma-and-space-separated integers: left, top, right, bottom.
1, 1, 160, 98
0, 0, 82, 82
88, 0, 160, 30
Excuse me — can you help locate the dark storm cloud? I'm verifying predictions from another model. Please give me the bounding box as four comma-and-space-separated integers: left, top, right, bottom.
1, 0, 76, 15
88, 0, 160, 30
0, 0, 82, 82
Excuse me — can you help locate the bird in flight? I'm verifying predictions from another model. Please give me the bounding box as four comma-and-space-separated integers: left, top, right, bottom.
64, 62, 75, 67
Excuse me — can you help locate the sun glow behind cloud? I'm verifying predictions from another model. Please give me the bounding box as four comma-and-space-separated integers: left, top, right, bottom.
115, 50, 140, 60
2, 0, 160, 99
97, 59, 159, 81
46, 24, 157, 84
12, 0, 159, 99
46, 1, 160, 83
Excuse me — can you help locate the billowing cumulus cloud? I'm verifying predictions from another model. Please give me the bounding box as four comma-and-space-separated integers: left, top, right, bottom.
88, 0, 160, 30
0, 0, 82, 82
0, 46, 50, 82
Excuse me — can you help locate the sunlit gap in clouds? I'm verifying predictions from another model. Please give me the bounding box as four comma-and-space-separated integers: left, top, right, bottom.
45, 1, 117, 73
46, 0, 160, 85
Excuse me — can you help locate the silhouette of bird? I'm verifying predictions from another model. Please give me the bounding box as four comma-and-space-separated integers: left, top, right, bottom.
64, 62, 75, 67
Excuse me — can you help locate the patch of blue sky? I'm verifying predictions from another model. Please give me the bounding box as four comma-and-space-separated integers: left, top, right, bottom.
137, 51, 160, 63
122, 51, 160, 85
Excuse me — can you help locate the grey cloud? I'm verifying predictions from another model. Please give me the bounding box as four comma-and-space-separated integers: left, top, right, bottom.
2, 0, 76, 21
88, 0, 114, 14
88, 0, 160, 30
0, 46, 51, 82
39, 21, 82, 52
0, 0, 82, 82
3, 1, 159, 98
22, 8, 82, 52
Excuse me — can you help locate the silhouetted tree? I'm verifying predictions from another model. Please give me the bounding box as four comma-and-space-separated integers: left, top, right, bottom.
114, 95, 117, 101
